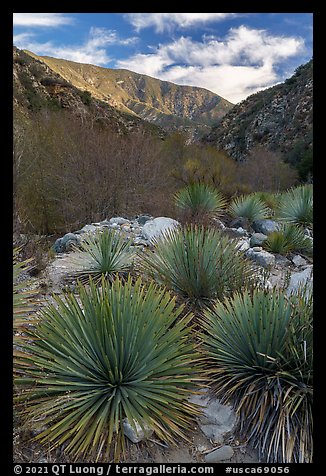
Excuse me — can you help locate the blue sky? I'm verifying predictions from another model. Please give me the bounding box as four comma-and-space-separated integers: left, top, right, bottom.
13, 13, 313, 103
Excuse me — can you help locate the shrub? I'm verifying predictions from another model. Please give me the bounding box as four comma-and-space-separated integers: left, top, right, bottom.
14, 277, 201, 461
229, 194, 270, 222
174, 183, 226, 224
140, 225, 258, 308
263, 224, 313, 256
276, 185, 313, 227
201, 288, 313, 462
80, 90, 92, 105
69, 229, 135, 284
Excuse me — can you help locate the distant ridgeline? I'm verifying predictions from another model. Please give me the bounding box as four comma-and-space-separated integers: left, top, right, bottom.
16, 47, 234, 139
13, 46, 164, 137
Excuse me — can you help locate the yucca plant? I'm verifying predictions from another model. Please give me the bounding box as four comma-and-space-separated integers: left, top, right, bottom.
252, 191, 281, 215
201, 288, 313, 463
263, 224, 313, 256
276, 185, 313, 227
69, 229, 135, 284
229, 194, 270, 223
14, 277, 202, 462
140, 225, 258, 308
13, 248, 37, 346
174, 183, 227, 223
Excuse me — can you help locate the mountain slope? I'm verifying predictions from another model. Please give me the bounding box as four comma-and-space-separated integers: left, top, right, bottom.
13, 46, 164, 136
23, 50, 233, 136
203, 60, 313, 165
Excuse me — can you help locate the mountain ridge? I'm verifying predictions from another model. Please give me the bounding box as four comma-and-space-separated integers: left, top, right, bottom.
13, 46, 164, 137
203, 60, 313, 169
23, 50, 234, 136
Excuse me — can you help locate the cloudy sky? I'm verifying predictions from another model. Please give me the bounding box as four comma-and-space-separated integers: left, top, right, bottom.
13, 13, 313, 103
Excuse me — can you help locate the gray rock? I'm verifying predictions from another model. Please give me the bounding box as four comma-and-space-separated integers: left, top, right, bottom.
291, 255, 307, 267
252, 219, 280, 235
287, 266, 313, 296
246, 248, 275, 267
133, 237, 150, 247
53, 233, 80, 253
61, 233, 81, 250
274, 254, 292, 267
250, 233, 268, 247
97, 220, 111, 227
137, 215, 153, 225
53, 237, 63, 253
252, 246, 263, 252
109, 217, 130, 226
122, 418, 153, 443
189, 391, 236, 443
235, 239, 250, 252
75, 224, 98, 234
228, 227, 249, 237
142, 217, 180, 242
205, 446, 234, 463
229, 217, 250, 230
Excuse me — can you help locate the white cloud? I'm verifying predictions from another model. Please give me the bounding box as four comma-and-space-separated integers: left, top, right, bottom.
125, 13, 238, 32
13, 27, 138, 66
13, 13, 74, 27
116, 26, 305, 102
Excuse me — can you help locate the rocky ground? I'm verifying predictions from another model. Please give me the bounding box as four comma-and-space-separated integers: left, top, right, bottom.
14, 214, 313, 464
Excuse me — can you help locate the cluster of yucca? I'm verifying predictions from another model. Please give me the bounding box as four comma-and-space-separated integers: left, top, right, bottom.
14, 182, 313, 463
227, 185, 313, 227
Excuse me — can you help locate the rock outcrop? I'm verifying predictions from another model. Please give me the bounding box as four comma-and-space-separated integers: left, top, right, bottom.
203, 60, 313, 166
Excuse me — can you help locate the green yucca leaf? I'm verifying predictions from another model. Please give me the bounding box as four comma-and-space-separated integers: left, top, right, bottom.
13, 248, 38, 342
201, 288, 313, 463
14, 277, 202, 462
229, 194, 270, 222
263, 224, 313, 256
276, 185, 313, 227
251, 192, 282, 214
140, 225, 259, 308
68, 229, 135, 284
174, 183, 227, 221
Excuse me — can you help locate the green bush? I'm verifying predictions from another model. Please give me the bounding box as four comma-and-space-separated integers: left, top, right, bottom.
69, 229, 135, 284
174, 183, 226, 223
276, 185, 313, 227
201, 288, 313, 463
140, 225, 258, 308
229, 194, 270, 222
15, 277, 201, 461
263, 224, 313, 256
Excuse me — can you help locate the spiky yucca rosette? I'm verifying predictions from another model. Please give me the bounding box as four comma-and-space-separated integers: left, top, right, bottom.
201, 288, 313, 463
15, 277, 202, 461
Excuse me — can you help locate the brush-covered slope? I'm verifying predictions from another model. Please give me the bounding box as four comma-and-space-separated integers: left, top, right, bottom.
13, 46, 164, 136
23, 50, 233, 136
203, 60, 313, 165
